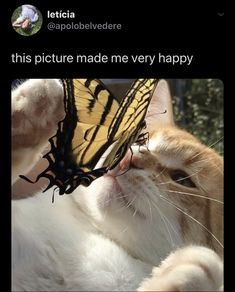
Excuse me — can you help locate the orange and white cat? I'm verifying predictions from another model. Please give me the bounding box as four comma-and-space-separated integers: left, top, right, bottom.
12, 79, 223, 291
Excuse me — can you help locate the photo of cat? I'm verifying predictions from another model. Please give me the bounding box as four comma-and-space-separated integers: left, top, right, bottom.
11, 79, 223, 291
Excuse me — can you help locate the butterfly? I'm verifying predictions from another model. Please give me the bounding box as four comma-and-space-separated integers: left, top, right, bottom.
19, 79, 158, 198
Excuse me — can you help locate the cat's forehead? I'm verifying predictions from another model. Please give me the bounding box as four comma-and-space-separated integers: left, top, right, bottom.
148, 128, 196, 151
148, 128, 204, 163
147, 127, 222, 170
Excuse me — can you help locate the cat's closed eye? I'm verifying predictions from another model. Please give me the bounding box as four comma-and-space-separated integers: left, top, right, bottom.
169, 169, 196, 188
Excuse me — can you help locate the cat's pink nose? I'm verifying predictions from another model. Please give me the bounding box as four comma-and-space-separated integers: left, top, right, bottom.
106, 150, 142, 178
129, 154, 143, 169
106, 150, 132, 177
119, 149, 132, 171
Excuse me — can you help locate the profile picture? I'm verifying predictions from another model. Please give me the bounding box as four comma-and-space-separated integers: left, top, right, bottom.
11, 4, 43, 36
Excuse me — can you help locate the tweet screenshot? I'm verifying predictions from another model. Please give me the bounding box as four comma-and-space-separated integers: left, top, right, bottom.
3, 2, 224, 291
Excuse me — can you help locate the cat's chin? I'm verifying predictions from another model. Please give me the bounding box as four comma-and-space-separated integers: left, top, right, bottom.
99, 172, 146, 219
99, 174, 123, 206
84, 174, 121, 208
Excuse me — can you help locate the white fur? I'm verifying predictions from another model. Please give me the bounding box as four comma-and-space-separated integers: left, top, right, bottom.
138, 246, 223, 291
12, 79, 63, 131
12, 191, 152, 291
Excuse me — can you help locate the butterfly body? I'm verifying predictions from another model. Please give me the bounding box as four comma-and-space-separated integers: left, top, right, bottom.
20, 78, 158, 197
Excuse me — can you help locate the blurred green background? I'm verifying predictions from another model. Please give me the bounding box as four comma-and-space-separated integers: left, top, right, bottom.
170, 79, 223, 155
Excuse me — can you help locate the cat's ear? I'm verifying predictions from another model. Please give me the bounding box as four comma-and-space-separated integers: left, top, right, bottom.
146, 79, 174, 133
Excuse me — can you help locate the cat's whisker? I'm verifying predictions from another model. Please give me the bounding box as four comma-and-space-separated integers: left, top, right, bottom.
119, 226, 129, 234
150, 197, 182, 246
104, 193, 129, 204
166, 189, 223, 204
132, 208, 138, 218
146, 196, 153, 223
115, 202, 128, 213
115, 194, 137, 213
159, 195, 224, 249
154, 167, 167, 180
196, 181, 206, 194
193, 157, 218, 164
103, 193, 126, 220
116, 205, 127, 213
157, 170, 200, 186
212, 164, 223, 175
192, 158, 224, 175
112, 202, 128, 213
102, 193, 133, 215
207, 137, 224, 151
157, 181, 173, 186
126, 195, 137, 209
207, 161, 224, 175
126, 196, 139, 214
148, 198, 176, 248
190, 137, 224, 160
114, 194, 130, 201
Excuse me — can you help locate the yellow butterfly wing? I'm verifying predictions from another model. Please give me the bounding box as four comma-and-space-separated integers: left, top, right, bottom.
102, 79, 158, 169
63, 79, 120, 172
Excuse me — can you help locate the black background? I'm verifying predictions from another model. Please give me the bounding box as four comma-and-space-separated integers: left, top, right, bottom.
1, 1, 225, 290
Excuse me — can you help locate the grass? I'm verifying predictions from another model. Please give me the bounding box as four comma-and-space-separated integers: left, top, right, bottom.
11, 6, 43, 36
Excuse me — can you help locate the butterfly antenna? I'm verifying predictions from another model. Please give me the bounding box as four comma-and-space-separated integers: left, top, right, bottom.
147, 109, 167, 117
52, 187, 59, 203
